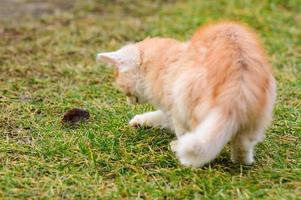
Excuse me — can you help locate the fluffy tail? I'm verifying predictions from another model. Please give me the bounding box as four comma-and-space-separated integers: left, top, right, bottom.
172, 108, 238, 167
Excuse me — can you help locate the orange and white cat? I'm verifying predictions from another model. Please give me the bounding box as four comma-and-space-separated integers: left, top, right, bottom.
96, 21, 276, 168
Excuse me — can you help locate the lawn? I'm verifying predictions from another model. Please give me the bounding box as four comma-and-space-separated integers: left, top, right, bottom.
0, 0, 300, 199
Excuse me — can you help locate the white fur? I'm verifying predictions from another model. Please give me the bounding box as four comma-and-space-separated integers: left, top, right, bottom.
231, 127, 264, 165
129, 110, 172, 129
231, 76, 276, 165
171, 118, 187, 137
171, 108, 238, 168
171, 73, 189, 125
170, 69, 207, 137
170, 73, 190, 137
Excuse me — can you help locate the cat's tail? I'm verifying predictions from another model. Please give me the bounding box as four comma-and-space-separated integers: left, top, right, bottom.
171, 107, 238, 167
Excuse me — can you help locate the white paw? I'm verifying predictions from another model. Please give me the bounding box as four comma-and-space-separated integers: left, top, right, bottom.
231, 152, 255, 165
170, 140, 178, 152
171, 134, 207, 168
231, 157, 255, 165
129, 114, 149, 128
243, 157, 255, 165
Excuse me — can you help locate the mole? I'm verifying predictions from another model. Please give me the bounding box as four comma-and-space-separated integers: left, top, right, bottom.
62, 108, 90, 125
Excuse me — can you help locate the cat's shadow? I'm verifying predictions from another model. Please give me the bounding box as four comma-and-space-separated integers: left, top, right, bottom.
207, 153, 254, 174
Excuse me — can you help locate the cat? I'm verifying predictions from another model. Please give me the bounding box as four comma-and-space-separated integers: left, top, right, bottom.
96, 21, 276, 168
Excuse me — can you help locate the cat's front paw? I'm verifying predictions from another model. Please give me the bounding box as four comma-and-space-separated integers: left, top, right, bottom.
129, 115, 143, 128
129, 114, 151, 128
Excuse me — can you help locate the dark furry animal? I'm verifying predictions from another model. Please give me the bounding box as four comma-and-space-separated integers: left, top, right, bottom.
62, 108, 90, 125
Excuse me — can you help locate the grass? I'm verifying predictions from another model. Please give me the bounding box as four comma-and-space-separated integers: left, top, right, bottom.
0, 0, 300, 199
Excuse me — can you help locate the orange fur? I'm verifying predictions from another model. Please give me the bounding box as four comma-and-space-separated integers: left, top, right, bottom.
97, 21, 276, 167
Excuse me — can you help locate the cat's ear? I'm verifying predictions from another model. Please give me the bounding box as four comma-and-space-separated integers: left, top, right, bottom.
96, 44, 140, 72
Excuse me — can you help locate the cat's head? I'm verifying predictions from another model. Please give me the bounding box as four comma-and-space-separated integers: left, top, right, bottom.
96, 44, 144, 104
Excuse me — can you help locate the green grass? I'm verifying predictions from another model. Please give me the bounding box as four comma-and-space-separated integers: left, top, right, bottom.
0, 0, 300, 199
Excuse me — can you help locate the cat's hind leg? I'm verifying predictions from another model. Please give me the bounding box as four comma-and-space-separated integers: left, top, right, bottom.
129, 110, 171, 129
171, 108, 238, 168
231, 125, 265, 165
